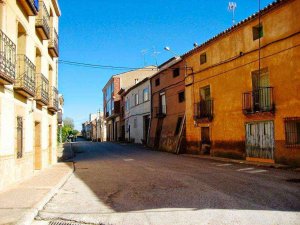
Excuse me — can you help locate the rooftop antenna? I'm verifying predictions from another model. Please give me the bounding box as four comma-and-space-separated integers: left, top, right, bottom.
141, 49, 148, 66
152, 46, 161, 67
228, 2, 237, 25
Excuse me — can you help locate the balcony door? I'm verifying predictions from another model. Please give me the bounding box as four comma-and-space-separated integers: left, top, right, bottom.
252, 69, 271, 111
159, 92, 166, 114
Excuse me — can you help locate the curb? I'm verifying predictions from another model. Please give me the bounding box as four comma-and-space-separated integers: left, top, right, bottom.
15, 162, 75, 225
182, 154, 294, 170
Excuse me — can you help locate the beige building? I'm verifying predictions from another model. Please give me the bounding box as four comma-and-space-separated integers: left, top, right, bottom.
0, 0, 61, 190
102, 66, 157, 142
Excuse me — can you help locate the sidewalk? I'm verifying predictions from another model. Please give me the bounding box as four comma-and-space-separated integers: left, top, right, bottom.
182, 154, 296, 170
0, 162, 74, 225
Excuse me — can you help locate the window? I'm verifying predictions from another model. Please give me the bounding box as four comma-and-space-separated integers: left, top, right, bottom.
16, 116, 23, 159
134, 93, 139, 105
175, 116, 183, 135
253, 24, 263, 40
284, 118, 300, 147
200, 52, 207, 65
155, 78, 160, 86
134, 117, 137, 128
143, 88, 149, 102
173, 68, 180, 78
178, 91, 185, 103
125, 98, 130, 111
200, 86, 211, 100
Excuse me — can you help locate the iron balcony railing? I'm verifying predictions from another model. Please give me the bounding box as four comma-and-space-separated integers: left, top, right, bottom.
49, 86, 59, 111
154, 105, 167, 118
194, 99, 214, 121
35, 73, 49, 105
15, 55, 36, 97
0, 29, 16, 84
242, 87, 275, 114
49, 28, 59, 56
36, 1, 50, 39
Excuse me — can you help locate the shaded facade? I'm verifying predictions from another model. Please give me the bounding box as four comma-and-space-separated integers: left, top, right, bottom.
148, 58, 186, 153
184, 0, 300, 166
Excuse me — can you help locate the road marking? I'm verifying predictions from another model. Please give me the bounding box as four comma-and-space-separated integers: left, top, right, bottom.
216, 163, 232, 167
246, 169, 268, 174
237, 168, 254, 171
123, 158, 134, 162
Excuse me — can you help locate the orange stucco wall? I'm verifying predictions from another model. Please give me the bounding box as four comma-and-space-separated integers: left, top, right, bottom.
184, 0, 300, 166
149, 60, 186, 153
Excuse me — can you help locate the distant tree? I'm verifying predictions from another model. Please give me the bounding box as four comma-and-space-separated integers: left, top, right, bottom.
63, 117, 74, 130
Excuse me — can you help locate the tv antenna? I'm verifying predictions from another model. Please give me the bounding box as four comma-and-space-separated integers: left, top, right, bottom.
228, 2, 237, 25
152, 46, 161, 67
141, 49, 148, 66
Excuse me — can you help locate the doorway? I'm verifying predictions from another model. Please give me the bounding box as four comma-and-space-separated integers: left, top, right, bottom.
143, 115, 150, 144
48, 125, 52, 165
246, 121, 274, 161
34, 122, 42, 170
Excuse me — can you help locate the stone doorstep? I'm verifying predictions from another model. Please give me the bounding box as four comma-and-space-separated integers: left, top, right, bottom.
182, 154, 295, 170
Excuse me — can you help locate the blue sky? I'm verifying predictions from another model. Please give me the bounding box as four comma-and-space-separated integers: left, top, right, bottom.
58, 0, 274, 130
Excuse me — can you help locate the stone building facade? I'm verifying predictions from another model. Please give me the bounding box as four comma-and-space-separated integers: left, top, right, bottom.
0, 0, 61, 190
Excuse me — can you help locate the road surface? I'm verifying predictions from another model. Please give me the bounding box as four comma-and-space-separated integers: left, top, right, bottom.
35, 140, 300, 225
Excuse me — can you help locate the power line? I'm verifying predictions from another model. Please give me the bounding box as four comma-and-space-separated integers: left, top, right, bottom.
58, 60, 158, 71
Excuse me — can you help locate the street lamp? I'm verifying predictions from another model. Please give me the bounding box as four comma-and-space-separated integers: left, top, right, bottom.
163, 46, 193, 77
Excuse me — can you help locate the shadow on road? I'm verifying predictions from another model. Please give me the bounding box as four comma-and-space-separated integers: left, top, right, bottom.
60, 141, 300, 213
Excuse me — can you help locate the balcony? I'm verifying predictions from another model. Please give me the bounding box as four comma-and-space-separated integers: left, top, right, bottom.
48, 28, 59, 57
194, 99, 214, 121
15, 55, 36, 97
0, 30, 16, 85
18, 0, 39, 16
154, 105, 167, 118
35, 1, 50, 40
48, 86, 58, 112
242, 87, 275, 115
35, 73, 49, 106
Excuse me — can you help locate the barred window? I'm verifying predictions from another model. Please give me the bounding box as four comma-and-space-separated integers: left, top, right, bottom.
17, 116, 23, 159
284, 117, 300, 147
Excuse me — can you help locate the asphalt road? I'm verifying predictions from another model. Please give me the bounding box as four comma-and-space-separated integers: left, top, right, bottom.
35, 140, 300, 225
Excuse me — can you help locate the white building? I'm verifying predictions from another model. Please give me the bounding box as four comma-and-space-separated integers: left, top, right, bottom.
123, 78, 151, 144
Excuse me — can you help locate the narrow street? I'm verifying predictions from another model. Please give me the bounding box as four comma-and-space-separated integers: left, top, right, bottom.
35, 140, 300, 225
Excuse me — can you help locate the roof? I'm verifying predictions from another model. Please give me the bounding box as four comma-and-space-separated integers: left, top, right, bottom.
182, 0, 292, 58
102, 65, 157, 91
150, 57, 183, 80
122, 77, 150, 97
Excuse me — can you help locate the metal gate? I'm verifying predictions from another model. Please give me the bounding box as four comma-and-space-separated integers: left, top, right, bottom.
245, 121, 274, 159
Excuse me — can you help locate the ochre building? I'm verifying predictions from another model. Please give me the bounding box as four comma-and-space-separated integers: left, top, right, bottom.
184, 0, 300, 166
